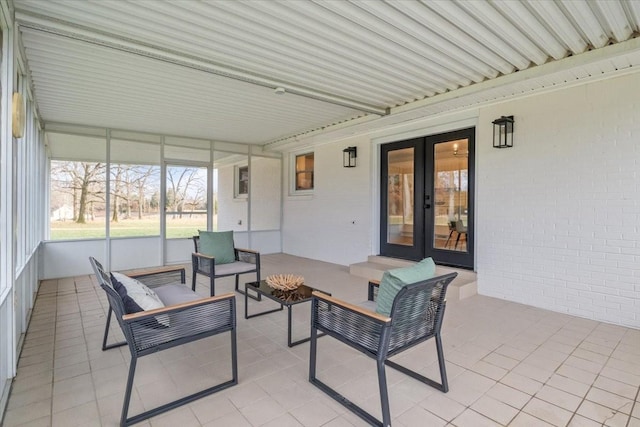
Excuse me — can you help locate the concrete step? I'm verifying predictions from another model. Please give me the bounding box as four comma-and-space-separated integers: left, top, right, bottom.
366, 255, 415, 268
349, 256, 477, 301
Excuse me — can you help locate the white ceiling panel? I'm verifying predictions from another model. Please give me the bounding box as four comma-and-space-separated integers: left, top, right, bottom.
20, 28, 363, 144
13, 0, 640, 145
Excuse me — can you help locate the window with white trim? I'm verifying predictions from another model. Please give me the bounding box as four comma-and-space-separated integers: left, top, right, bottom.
294, 152, 314, 192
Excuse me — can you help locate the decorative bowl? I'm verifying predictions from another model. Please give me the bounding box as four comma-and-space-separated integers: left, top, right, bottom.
265, 274, 304, 291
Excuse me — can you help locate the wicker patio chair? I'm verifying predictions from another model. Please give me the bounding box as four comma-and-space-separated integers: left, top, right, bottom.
192, 235, 261, 299
309, 272, 457, 427
99, 264, 187, 351
89, 257, 238, 427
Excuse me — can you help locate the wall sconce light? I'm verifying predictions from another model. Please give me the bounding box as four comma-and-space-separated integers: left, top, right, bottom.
492, 115, 514, 148
343, 146, 357, 168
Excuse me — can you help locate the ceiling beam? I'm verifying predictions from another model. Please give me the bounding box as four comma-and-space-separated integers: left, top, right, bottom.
15, 10, 389, 116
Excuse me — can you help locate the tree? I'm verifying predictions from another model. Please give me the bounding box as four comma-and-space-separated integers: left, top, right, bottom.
76, 163, 105, 223
133, 166, 157, 219
110, 164, 158, 222
110, 165, 124, 222
166, 167, 205, 219
51, 161, 105, 224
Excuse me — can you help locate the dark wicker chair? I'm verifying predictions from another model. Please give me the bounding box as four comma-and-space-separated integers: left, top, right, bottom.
89, 257, 238, 427
191, 235, 261, 298
309, 272, 457, 427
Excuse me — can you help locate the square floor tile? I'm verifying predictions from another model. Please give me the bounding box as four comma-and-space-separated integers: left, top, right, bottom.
451, 408, 501, 427
289, 399, 340, 427
576, 400, 630, 427
419, 393, 465, 422
585, 388, 633, 414
523, 397, 573, 426
396, 405, 447, 427
535, 385, 582, 412
471, 395, 519, 425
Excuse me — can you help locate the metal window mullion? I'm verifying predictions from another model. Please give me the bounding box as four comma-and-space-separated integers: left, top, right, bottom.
247, 148, 252, 249
160, 135, 166, 265
208, 140, 213, 231
105, 129, 111, 270
0, 16, 17, 382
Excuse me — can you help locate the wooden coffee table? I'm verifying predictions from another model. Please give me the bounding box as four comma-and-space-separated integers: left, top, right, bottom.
244, 280, 330, 347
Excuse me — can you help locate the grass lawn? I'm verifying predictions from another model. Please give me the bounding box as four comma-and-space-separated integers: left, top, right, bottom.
50, 216, 210, 240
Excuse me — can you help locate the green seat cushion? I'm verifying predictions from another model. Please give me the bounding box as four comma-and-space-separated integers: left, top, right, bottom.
199, 230, 236, 265
375, 257, 436, 316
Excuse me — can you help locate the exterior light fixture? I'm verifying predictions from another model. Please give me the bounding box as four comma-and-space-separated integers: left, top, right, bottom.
492, 115, 514, 148
343, 146, 357, 168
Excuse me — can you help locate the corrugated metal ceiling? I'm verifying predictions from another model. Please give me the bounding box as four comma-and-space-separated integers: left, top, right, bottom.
14, 0, 640, 145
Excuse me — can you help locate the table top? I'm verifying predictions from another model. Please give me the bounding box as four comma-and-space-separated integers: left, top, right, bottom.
246, 280, 328, 306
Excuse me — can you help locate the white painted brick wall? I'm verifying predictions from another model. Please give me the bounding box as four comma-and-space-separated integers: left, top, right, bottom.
476, 72, 640, 328
282, 137, 373, 266
281, 71, 640, 328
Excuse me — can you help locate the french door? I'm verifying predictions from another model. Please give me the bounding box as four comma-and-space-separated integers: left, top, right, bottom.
380, 128, 475, 269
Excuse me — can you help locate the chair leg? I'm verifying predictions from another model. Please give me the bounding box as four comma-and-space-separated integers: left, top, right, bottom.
122, 335, 238, 426
255, 270, 261, 301
191, 270, 197, 292
309, 322, 384, 426
308, 324, 318, 382
385, 354, 448, 393
444, 230, 454, 248
102, 307, 113, 351
209, 274, 215, 297
121, 356, 137, 427
454, 232, 461, 249
231, 326, 238, 385
435, 333, 449, 393
102, 307, 126, 351
377, 358, 391, 427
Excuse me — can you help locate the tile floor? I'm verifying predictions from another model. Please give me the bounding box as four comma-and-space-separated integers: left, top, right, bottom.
2, 253, 640, 427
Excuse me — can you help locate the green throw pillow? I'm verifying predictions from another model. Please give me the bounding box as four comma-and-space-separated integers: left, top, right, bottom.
199, 230, 236, 265
375, 257, 436, 316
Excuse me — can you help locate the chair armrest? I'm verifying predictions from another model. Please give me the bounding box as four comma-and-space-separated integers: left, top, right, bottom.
193, 252, 214, 260
123, 293, 236, 353
235, 248, 260, 265
127, 266, 186, 287
235, 247, 258, 254
122, 293, 235, 320
312, 291, 390, 323
368, 280, 380, 301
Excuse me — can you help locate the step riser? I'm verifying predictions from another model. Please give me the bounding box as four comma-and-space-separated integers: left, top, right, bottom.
367, 256, 415, 268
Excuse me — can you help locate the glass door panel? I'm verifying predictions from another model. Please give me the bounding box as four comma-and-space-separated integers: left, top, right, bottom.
380, 139, 424, 261
424, 127, 474, 268
433, 139, 468, 252
387, 148, 414, 246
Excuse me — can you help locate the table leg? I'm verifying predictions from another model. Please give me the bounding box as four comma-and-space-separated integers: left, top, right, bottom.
244, 283, 283, 320
287, 304, 326, 347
